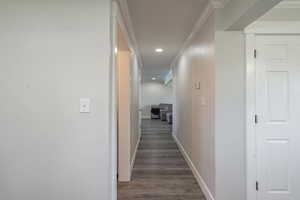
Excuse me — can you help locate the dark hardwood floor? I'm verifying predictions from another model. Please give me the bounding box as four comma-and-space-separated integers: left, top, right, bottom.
118, 119, 206, 200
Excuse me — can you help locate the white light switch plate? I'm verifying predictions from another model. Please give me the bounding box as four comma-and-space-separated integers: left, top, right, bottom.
194, 82, 201, 90
80, 98, 90, 113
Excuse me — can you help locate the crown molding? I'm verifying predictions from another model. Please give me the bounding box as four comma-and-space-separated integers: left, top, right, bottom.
170, 0, 231, 70
209, 0, 231, 8
114, 0, 143, 69
170, 2, 216, 70
275, 1, 300, 9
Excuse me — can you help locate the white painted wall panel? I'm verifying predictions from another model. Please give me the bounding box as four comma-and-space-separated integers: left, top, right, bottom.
173, 14, 216, 197
215, 31, 246, 200
0, 1, 112, 200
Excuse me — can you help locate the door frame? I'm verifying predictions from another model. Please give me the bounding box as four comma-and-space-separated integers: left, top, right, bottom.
245, 21, 300, 200
245, 33, 257, 200
110, 1, 140, 199
111, 2, 131, 200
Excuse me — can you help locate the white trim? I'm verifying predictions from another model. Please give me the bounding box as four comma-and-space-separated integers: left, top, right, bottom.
115, 3, 134, 53
138, 68, 143, 138
170, 0, 231, 71
172, 70, 177, 139
245, 21, 300, 34
245, 25, 300, 200
116, 0, 143, 69
110, 1, 141, 199
245, 33, 258, 200
173, 135, 215, 200
110, 3, 118, 200
130, 136, 141, 172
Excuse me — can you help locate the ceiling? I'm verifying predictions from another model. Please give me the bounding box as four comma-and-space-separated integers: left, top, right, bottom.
259, 0, 300, 21
127, 0, 209, 81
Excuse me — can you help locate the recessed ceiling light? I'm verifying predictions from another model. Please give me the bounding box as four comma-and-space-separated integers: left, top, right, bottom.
152, 77, 156, 80
114, 47, 118, 54
155, 48, 163, 53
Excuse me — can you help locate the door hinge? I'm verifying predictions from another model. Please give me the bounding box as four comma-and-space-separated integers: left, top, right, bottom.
254, 49, 257, 58
256, 181, 259, 191
254, 114, 258, 124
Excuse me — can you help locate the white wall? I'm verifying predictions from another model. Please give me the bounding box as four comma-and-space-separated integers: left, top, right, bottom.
212, 2, 282, 199
215, 31, 246, 200
130, 56, 140, 168
117, 51, 131, 181
0, 1, 112, 200
141, 81, 173, 118
173, 13, 216, 197
173, 14, 247, 200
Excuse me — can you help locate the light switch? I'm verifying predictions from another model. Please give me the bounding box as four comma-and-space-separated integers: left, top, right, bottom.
195, 82, 201, 90
80, 98, 90, 113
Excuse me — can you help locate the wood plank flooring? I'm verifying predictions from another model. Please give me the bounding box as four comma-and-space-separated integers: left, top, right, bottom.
118, 119, 206, 200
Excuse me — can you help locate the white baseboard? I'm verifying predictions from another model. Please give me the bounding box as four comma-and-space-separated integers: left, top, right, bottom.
130, 135, 141, 173
173, 135, 215, 200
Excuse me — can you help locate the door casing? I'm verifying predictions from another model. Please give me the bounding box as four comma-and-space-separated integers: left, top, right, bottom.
245, 21, 300, 200
110, 2, 140, 199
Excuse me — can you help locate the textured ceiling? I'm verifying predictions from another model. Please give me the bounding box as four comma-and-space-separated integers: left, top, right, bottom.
127, 0, 208, 81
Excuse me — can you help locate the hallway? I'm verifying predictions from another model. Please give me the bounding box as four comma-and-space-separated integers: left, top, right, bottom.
118, 120, 205, 200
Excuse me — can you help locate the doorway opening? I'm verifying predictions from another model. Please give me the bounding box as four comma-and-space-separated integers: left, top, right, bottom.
245, 2, 300, 199
116, 23, 132, 182
112, 7, 142, 197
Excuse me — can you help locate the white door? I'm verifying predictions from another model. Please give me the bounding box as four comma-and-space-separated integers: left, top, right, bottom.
255, 35, 300, 200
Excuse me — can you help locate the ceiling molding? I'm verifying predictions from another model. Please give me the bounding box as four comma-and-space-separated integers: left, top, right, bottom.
115, 0, 143, 68
275, 1, 300, 9
170, 2, 215, 70
170, 0, 231, 70
209, 0, 231, 8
